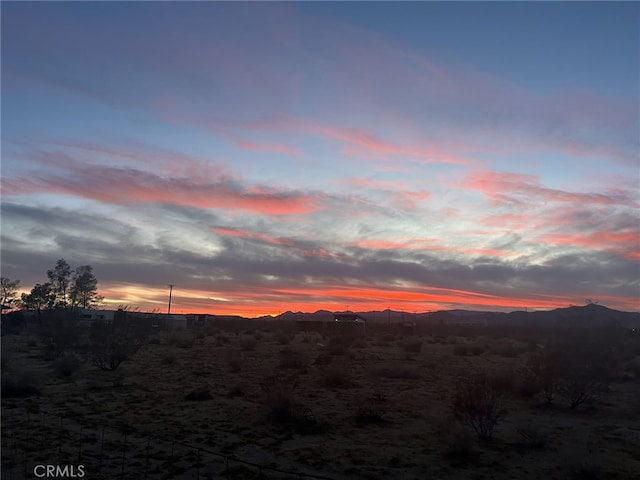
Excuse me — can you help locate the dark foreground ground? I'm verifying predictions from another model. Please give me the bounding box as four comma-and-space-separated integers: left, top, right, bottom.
2, 319, 640, 479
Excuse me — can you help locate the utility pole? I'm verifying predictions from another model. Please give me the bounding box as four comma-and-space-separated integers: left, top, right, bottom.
167, 284, 174, 314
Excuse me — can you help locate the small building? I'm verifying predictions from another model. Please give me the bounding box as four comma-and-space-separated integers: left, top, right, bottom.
330, 312, 367, 336
154, 314, 188, 330
78, 308, 116, 325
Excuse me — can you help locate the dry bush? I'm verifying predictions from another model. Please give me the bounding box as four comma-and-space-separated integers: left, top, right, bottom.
355, 403, 387, 426
514, 420, 548, 450
90, 320, 146, 371
451, 372, 508, 440
260, 373, 326, 434
51, 353, 81, 378
278, 348, 306, 370
526, 341, 616, 409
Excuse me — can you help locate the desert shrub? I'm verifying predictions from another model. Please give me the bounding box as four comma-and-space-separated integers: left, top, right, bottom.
260, 372, 326, 433
90, 320, 146, 371
38, 312, 82, 358
560, 446, 604, 480
370, 365, 420, 380
2, 371, 40, 398
320, 366, 353, 388
278, 348, 306, 370
215, 334, 230, 345
261, 374, 298, 422
451, 372, 508, 440
514, 420, 547, 450
402, 339, 423, 354
526, 341, 616, 409
355, 404, 387, 426
525, 348, 560, 404
240, 337, 258, 351
185, 385, 212, 401
52, 353, 81, 378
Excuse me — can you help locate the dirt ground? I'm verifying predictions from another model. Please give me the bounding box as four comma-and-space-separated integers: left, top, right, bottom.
2, 324, 640, 479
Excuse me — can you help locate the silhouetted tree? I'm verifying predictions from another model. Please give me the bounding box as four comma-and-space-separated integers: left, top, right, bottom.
1, 277, 20, 310
20, 283, 54, 321
70, 265, 102, 310
47, 259, 72, 310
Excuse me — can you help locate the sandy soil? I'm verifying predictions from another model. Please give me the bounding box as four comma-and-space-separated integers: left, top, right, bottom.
2, 325, 639, 479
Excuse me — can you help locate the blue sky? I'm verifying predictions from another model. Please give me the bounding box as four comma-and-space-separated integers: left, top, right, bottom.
2, 1, 638, 315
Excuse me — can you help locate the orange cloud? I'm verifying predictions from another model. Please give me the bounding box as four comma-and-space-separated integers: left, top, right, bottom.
102, 285, 637, 317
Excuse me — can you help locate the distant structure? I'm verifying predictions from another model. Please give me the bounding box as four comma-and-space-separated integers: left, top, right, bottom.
331, 311, 367, 336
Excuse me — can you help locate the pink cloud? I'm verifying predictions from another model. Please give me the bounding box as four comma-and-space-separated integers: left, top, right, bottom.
539, 231, 640, 260
352, 238, 513, 258
346, 177, 431, 210
3, 164, 321, 216
462, 170, 637, 208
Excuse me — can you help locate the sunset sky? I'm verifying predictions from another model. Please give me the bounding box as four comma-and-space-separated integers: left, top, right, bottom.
2, 2, 638, 316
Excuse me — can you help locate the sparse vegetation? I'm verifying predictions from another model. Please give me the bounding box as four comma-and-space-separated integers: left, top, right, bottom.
451, 372, 508, 440
1, 316, 638, 479
51, 353, 81, 378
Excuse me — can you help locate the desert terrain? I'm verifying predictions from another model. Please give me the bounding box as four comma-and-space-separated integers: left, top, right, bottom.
2, 316, 640, 479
